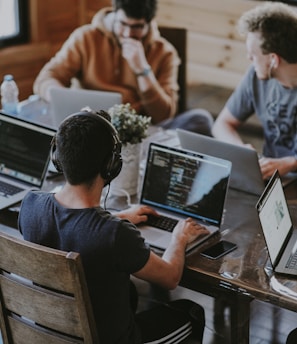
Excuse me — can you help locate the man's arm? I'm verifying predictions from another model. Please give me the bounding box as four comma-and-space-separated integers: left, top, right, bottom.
212, 107, 245, 146
33, 27, 93, 102
121, 37, 179, 123
116, 204, 209, 289
214, 108, 297, 180
133, 218, 209, 290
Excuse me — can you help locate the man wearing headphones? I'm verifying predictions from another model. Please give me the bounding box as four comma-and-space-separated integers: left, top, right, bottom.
212, 2, 297, 180
18, 110, 208, 343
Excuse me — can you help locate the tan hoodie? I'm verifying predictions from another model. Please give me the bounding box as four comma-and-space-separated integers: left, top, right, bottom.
33, 8, 180, 123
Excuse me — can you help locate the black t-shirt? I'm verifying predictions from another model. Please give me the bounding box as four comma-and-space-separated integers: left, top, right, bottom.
19, 191, 150, 343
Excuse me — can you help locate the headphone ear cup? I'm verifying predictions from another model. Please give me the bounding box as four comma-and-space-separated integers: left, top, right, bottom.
50, 136, 63, 173
101, 142, 122, 184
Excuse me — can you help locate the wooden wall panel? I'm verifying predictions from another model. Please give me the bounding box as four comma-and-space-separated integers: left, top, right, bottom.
157, 0, 261, 88
86, 0, 111, 22
188, 32, 250, 73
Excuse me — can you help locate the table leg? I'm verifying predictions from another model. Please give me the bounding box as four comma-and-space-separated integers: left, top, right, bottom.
180, 271, 253, 343
229, 295, 251, 344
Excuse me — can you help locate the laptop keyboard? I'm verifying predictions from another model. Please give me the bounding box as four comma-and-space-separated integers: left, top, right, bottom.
145, 214, 178, 232
286, 249, 297, 270
0, 180, 24, 197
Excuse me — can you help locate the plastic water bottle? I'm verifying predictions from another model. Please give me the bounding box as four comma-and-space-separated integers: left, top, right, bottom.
0, 74, 19, 115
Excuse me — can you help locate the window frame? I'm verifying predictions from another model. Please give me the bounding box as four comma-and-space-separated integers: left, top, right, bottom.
0, 0, 29, 48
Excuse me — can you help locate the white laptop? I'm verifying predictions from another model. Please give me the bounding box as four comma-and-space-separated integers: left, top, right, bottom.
0, 112, 55, 210
49, 87, 122, 128
177, 129, 264, 196
137, 143, 232, 252
256, 170, 297, 276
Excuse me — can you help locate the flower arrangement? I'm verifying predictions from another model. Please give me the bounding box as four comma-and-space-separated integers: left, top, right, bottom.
108, 103, 151, 145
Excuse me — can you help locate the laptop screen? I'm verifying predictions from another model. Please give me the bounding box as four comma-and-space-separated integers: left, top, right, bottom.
140, 143, 231, 226
177, 128, 264, 196
0, 113, 55, 187
256, 171, 292, 265
49, 88, 122, 128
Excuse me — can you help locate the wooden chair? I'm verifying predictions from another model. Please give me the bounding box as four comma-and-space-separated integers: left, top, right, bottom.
0, 232, 99, 344
159, 26, 187, 114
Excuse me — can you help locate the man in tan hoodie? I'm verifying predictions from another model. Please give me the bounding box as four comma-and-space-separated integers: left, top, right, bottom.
34, 0, 213, 134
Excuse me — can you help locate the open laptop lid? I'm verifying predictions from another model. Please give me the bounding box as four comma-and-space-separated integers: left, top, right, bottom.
140, 143, 232, 227
49, 88, 122, 128
256, 170, 293, 268
177, 129, 264, 196
0, 112, 55, 189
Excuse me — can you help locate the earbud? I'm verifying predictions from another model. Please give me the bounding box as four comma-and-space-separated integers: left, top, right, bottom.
270, 58, 276, 68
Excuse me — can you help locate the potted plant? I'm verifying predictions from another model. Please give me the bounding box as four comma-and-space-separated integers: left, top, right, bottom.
108, 103, 151, 196
108, 103, 151, 145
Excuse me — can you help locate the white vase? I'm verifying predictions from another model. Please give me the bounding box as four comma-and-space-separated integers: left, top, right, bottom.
109, 142, 141, 196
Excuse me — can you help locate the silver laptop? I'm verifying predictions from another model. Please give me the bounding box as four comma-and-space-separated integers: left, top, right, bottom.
256, 170, 297, 276
138, 143, 232, 252
177, 129, 264, 196
0, 112, 55, 210
49, 88, 122, 128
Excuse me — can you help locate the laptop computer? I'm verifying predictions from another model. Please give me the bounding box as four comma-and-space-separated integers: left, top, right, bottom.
49, 87, 122, 128
137, 143, 232, 252
177, 129, 265, 196
256, 170, 297, 276
0, 112, 55, 210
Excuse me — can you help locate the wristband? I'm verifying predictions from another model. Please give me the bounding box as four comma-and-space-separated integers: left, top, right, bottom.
135, 66, 151, 77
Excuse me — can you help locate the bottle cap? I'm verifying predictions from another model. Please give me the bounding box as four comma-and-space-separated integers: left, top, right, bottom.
4, 74, 14, 81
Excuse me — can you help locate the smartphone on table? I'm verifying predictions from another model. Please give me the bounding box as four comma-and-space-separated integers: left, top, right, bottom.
200, 240, 237, 260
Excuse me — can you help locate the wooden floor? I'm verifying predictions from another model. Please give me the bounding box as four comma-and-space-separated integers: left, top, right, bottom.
1, 84, 296, 344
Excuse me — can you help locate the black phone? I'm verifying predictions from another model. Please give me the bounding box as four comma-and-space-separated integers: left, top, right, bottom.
200, 240, 237, 260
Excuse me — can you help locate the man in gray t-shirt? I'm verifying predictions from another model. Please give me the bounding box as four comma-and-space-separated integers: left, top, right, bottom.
213, 2, 297, 180
19, 108, 209, 343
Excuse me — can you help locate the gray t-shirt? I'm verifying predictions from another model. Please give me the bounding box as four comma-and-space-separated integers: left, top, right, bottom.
226, 66, 297, 158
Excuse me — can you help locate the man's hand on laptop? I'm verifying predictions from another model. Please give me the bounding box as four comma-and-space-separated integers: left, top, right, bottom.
173, 218, 210, 245
116, 205, 159, 225
259, 156, 297, 180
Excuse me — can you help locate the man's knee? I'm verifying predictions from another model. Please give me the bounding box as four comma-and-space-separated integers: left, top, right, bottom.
180, 108, 214, 136
168, 299, 205, 341
287, 328, 297, 344
159, 108, 214, 136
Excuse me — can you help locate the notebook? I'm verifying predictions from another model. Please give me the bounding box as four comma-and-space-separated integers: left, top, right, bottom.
177, 129, 265, 196
256, 170, 297, 276
137, 143, 232, 252
0, 112, 55, 210
49, 88, 122, 128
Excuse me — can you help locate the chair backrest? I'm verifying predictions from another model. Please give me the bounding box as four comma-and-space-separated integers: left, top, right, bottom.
0, 232, 100, 344
159, 26, 187, 114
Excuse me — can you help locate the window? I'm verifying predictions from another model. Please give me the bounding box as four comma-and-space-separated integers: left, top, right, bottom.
0, 0, 29, 48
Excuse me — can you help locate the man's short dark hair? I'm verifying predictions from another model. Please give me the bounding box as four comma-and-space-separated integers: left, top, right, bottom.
113, 0, 157, 22
56, 111, 115, 185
